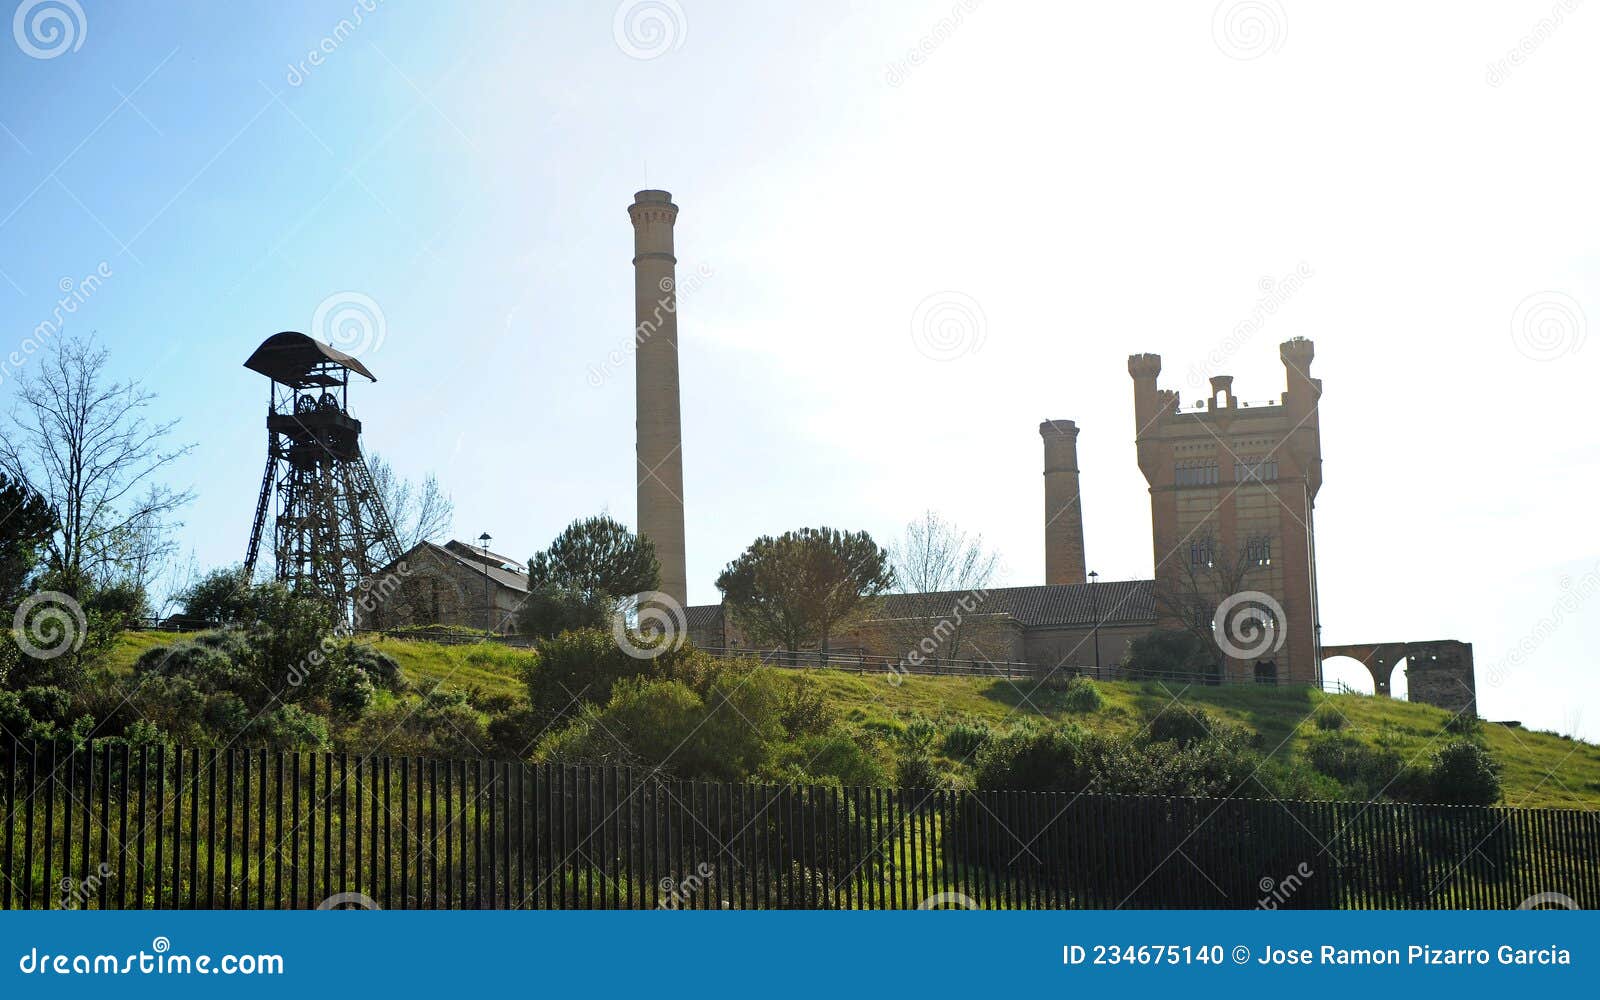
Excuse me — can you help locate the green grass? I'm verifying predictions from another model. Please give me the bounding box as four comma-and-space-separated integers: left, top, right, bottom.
96, 632, 1600, 809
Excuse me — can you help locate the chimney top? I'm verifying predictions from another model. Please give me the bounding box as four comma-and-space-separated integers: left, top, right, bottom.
633, 189, 674, 205
1039, 419, 1079, 437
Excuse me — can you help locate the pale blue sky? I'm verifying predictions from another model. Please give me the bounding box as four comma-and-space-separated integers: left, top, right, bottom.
1, 1, 1595, 739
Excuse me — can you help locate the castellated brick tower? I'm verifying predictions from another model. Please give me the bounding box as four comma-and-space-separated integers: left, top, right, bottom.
1128, 340, 1323, 685
1040, 419, 1087, 585
629, 190, 688, 607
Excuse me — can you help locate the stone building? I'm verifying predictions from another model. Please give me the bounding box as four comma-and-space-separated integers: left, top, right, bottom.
681, 335, 1475, 712
1128, 337, 1322, 685
355, 539, 530, 635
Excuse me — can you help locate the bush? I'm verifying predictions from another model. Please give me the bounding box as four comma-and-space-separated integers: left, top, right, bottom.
1059, 676, 1104, 714
1120, 629, 1217, 680
344, 643, 405, 692
1304, 732, 1404, 794
524, 628, 661, 724
941, 720, 992, 759
537, 672, 781, 782
247, 704, 329, 750
973, 725, 1096, 793
1426, 740, 1501, 805
897, 716, 938, 755
778, 676, 835, 737
1145, 707, 1220, 747
1312, 703, 1348, 731
895, 751, 943, 790
775, 733, 888, 787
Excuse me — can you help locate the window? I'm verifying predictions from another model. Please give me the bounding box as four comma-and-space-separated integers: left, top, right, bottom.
1245, 534, 1273, 566
1190, 536, 1215, 569
1175, 460, 1219, 487
1234, 456, 1279, 484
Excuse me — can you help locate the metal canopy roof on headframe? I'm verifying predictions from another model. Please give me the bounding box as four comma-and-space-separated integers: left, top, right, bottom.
243, 331, 377, 387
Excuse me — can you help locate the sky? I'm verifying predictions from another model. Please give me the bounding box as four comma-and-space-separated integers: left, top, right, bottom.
0, 1, 1594, 738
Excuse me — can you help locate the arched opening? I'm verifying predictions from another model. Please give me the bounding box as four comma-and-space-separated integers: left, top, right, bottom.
1321, 655, 1374, 695
1253, 660, 1278, 685
1390, 657, 1410, 701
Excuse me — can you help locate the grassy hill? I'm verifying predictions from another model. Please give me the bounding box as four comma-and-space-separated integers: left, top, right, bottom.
105, 631, 1600, 810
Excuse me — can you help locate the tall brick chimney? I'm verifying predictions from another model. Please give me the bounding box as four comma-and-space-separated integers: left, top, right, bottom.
1040, 419, 1087, 585
629, 190, 687, 606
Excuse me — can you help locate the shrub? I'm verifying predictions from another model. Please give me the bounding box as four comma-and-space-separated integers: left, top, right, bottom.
777, 733, 889, 787
1059, 676, 1104, 714
895, 751, 943, 790
537, 673, 780, 782
897, 716, 938, 755
973, 725, 1095, 793
1426, 740, 1501, 805
1144, 707, 1220, 747
1304, 732, 1404, 793
1120, 629, 1217, 680
941, 720, 992, 759
344, 643, 405, 692
247, 704, 329, 750
778, 676, 835, 736
1312, 703, 1347, 731
525, 628, 662, 724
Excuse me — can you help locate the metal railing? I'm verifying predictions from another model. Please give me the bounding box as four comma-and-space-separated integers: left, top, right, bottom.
2, 737, 1594, 910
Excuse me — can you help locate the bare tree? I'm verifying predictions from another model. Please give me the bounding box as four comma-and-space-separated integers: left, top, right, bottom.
366, 451, 455, 551
0, 336, 193, 596
882, 511, 1002, 663
890, 510, 1000, 595
1149, 530, 1274, 675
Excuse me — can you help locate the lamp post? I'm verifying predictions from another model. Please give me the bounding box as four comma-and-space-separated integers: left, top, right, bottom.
478, 532, 493, 633
1088, 570, 1101, 677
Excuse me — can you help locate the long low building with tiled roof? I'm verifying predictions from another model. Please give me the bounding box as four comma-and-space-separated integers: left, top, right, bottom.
684, 578, 1157, 674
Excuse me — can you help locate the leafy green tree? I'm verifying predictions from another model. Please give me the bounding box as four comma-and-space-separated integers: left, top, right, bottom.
519, 515, 659, 637
0, 472, 56, 607
180, 566, 257, 625
1119, 628, 1218, 680
715, 527, 894, 655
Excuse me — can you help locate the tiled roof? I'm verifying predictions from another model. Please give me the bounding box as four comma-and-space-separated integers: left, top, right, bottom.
684, 579, 1154, 632
684, 603, 724, 632
381, 540, 531, 593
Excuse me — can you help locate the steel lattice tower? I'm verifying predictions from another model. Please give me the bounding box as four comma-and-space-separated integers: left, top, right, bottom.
243, 332, 402, 623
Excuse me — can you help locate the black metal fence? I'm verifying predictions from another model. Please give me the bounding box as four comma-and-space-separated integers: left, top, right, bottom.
3, 737, 1596, 910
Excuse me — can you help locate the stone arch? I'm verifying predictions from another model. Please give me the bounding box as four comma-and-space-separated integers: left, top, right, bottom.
1319, 642, 1409, 697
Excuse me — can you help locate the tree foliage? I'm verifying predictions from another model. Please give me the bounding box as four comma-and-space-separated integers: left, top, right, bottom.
716, 526, 894, 652
0, 472, 57, 607
519, 515, 658, 638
